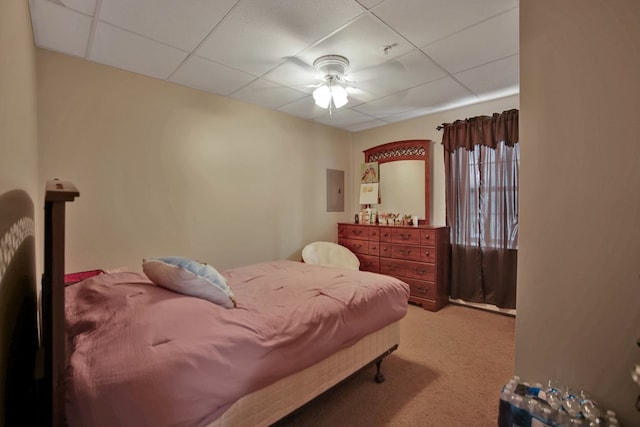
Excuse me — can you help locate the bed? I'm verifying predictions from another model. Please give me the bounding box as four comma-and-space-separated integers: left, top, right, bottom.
40, 179, 410, 427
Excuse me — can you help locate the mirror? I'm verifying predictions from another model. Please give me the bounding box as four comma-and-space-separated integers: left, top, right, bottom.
378, 160, 425, 219
363, 140, 431, 224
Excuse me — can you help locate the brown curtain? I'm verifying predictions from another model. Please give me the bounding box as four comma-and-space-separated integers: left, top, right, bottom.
441, 109, 519, 309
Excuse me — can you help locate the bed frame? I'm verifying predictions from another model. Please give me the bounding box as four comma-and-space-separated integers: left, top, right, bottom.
41, 179, 79, 427
40, 179, 399, 427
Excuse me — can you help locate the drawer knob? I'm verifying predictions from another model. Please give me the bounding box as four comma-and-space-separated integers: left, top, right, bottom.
417, 287, 428, 294
413, 267, 428, 275
399, 233, 412, 240
424, 251, 431, 256
400, 249, 412, 255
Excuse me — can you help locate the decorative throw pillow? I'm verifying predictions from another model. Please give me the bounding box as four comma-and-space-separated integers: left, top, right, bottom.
142, 256, 236, 308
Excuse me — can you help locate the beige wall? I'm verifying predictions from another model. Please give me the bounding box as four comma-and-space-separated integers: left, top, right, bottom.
36, 50, 353, 273
0, 0, 39, 198
0, 0, 39, 424
351, 96, 519, 225
519, 1, 640, 425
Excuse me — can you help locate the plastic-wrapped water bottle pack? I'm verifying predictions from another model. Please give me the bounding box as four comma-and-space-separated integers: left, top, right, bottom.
498, 376, 620, 427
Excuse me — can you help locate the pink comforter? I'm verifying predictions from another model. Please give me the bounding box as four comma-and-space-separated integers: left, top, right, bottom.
65, 260, 409, 427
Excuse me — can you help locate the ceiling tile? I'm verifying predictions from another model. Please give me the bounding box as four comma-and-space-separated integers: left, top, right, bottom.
57, 0, 96, 16
344, 117, 389, 132
356, 0, 385, 9
455, 54, 519, 100
354, 77, 476, 118
97, 0, 238, 52
400, 78, 479, 109
352, 91, 415, 118
372, 0, 518, 47
261, 59, 322, 90
196, 0, 364, 77
312, 108, 378, 129
349, 49, 447, 101
30, 0, 92, 57
277, 96, 328, 120
382, 107, 437, 124
294, 14, 415, 74
230, 79, 308, 109
89, 22, 188, 80
170, 56, 257, 96
422, 8, 519, 74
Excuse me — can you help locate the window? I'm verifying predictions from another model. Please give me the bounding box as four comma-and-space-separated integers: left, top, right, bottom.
459, 142, 519, 249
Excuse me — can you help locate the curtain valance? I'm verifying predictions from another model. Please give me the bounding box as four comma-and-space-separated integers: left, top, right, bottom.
440, 108, 519, 152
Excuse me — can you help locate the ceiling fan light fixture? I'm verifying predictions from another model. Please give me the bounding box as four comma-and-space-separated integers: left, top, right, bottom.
313, 82, 348, 110
313, 84, 331, 109
312, 55, 351, 111
331, 85, 348, 108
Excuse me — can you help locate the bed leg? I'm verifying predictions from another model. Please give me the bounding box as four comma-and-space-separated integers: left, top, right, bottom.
374, 360, 385, 383
369, 344, 396, 384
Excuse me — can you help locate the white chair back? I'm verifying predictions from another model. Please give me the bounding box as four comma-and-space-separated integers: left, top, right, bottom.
301, 241, 360, 270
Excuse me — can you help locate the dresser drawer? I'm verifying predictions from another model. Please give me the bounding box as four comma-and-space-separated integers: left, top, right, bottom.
381, 243, 436, 264
379, 258, 433, 280
368, 227, 380, 241
390, 228, 420, 245
403, 277, 437, 300
358, 254, 379, 273
404, 262, 435, 281
420, 229, 437, 246
419, 246, 437, 264
379, 243, 392, 258
379, 258, 406, 277
391, 244, 421, 262
380, 227, 392, 242
338, 237, 367, 255
368, 241, 380, 256
338, 224, 368, 241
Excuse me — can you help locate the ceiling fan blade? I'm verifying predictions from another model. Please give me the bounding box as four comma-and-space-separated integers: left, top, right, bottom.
282, 56, 316, 74
349, 58, 406, 84
299, 83, 323, 88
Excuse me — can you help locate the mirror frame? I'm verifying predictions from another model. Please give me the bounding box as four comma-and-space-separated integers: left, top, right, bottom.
363, 139, 432, 225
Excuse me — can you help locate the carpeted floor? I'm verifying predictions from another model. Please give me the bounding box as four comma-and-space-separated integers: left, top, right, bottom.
276, 303, 515, 426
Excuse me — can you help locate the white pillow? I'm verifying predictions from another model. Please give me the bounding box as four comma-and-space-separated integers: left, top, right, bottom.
142, 257, 236, 308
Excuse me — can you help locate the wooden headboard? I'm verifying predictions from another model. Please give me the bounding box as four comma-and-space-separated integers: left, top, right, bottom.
41, 179, 79, 427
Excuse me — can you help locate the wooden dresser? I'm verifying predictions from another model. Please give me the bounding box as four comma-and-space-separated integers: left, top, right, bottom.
338, 223, 450, 311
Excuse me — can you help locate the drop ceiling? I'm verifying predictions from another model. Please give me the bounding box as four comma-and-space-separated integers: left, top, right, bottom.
29, 0, 519, 132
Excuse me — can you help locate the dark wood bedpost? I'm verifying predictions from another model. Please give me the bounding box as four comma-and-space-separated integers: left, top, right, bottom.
42, 179, 79, 427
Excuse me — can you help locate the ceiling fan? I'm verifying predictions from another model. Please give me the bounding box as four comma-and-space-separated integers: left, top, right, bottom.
310, 54, 353, 114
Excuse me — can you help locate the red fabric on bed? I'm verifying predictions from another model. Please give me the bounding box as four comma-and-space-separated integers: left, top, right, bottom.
65, 260, 409, 427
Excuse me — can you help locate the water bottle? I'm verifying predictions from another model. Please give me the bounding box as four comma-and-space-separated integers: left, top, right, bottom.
605, 410, 619, 426
579, 391, 602, 424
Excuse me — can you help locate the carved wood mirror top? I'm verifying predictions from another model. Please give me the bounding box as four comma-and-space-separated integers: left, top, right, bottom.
363, 139, 432, 225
